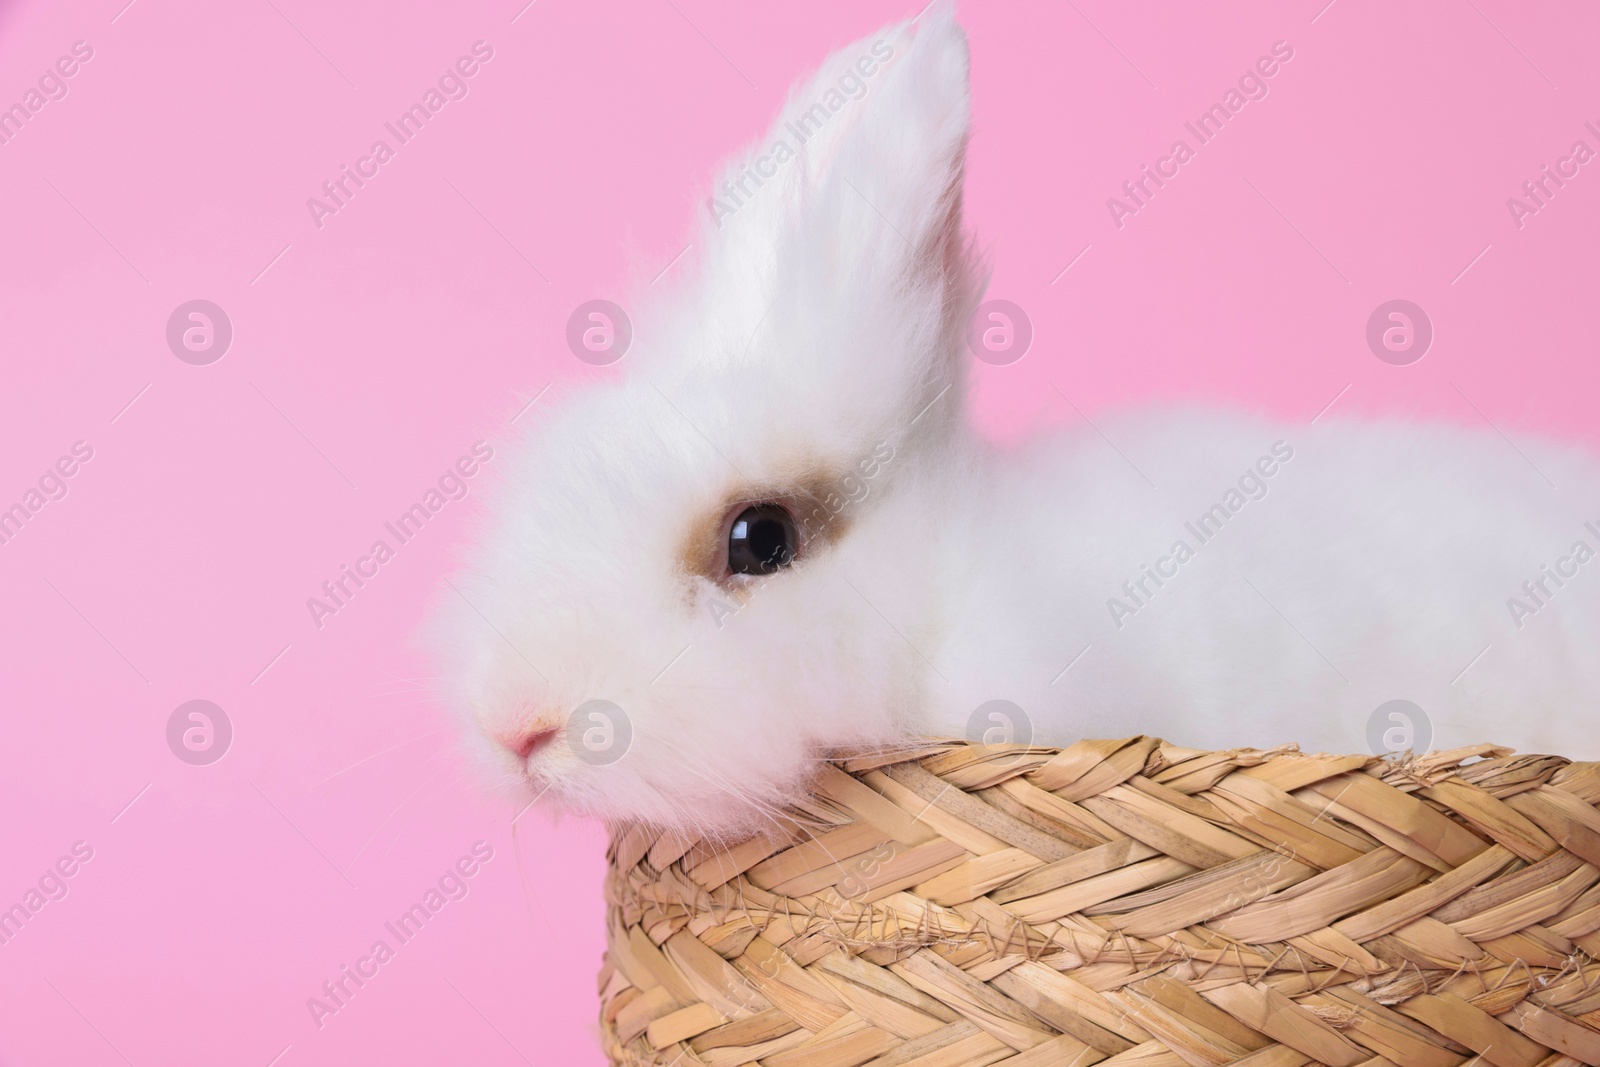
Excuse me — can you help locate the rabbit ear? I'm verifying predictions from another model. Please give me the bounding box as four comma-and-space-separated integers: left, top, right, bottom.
666, 5, 980, 457
708, 6, 969, 245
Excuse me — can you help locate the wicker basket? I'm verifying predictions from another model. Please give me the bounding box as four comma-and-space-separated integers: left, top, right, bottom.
600, 737, 1600, 1067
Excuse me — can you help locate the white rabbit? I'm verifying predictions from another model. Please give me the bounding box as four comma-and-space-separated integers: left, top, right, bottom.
433, 6, 1600, 834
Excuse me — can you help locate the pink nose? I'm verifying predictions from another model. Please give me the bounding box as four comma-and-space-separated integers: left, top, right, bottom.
504, 727, 558, 760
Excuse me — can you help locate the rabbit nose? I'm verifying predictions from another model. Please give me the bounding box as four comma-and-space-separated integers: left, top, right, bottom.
503, 726, 559, 760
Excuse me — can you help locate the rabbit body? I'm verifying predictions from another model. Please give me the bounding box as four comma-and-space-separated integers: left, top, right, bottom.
909, 411, 1600, 759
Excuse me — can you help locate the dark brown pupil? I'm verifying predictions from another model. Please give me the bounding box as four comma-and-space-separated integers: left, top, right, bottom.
728, 504, 797, 575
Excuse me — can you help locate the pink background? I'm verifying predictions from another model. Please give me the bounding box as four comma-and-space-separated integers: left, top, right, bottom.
1, 0, 1596, 1063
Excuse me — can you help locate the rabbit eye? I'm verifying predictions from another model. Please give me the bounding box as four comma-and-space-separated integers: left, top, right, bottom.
728, 504, 798, 575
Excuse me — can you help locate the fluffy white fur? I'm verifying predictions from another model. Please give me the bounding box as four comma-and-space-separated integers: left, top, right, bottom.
433, 7, 1600, 834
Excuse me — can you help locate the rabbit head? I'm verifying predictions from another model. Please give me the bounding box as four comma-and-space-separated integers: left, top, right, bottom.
437, 7, 983, 833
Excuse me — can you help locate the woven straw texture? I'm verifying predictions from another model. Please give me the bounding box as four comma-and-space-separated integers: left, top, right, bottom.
600, 738, 1600, 1067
